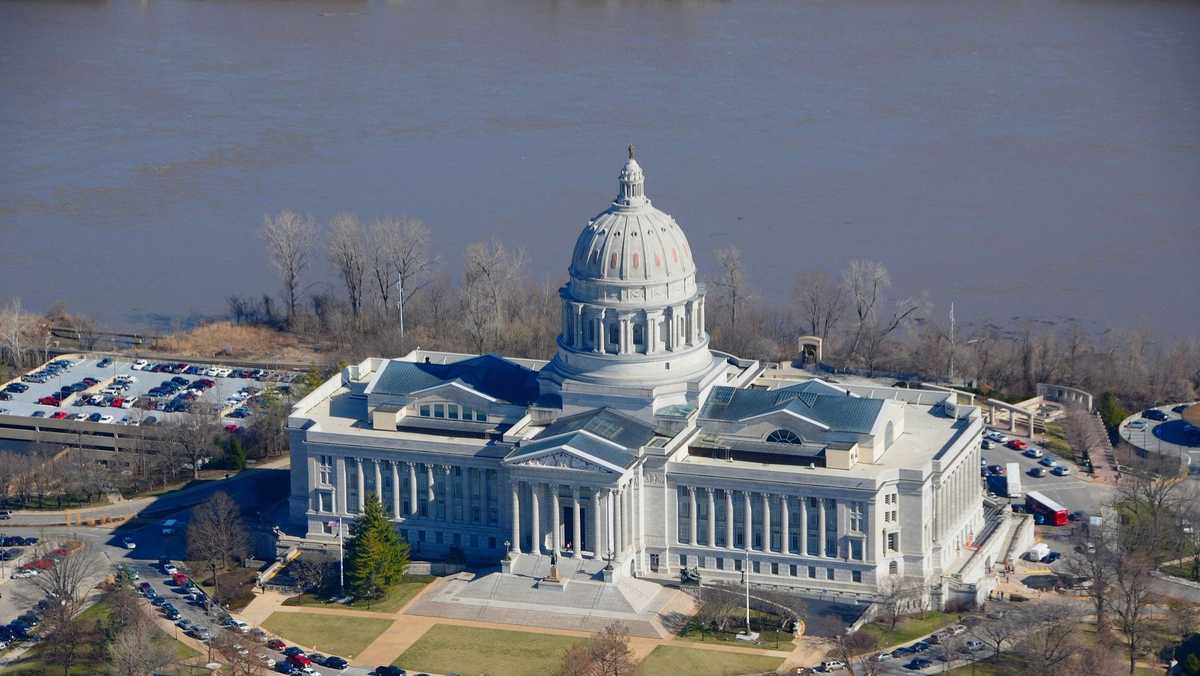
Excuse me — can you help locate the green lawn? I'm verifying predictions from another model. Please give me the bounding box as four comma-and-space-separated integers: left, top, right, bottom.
637, 645, 783, 676
261, 612, 392, 658
394, 624, 583, 676
282, 575, 436, 613
859, 611, 962, 647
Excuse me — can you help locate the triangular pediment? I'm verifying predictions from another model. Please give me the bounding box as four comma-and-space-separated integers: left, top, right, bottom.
504, 434, 628, 474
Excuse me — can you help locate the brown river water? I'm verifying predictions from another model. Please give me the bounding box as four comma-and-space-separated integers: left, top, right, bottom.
1, 0, 1198, 336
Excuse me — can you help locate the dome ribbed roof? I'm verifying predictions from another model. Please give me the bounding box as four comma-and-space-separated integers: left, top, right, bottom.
568, 151, 695, 286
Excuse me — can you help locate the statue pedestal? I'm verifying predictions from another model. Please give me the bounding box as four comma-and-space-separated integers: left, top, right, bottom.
538, 565, 569, 591
501, 557, 513, 574
602, 566, 615, 583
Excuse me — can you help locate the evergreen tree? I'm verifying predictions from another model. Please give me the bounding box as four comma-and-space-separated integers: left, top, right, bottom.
344, 494, 409, 603
225, 436, 246, 470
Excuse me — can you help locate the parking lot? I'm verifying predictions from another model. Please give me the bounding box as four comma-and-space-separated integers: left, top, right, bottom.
980, 427, 1114, 518
0, 355, 299, 432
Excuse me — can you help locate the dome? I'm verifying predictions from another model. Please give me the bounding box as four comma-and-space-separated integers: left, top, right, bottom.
568, 148, 696, 291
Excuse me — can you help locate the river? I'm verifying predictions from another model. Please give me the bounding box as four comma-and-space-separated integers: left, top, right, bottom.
1, 0, 1197, 336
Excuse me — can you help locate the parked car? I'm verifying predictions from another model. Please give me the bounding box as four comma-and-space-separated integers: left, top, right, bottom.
965, 639, 985, 651
1029, 467, 1047, 478
1142, 409, 1169, 421
1038, 457, 1057, 467
987, 464, 1005, 475
1023, 447, 1044, 459
324, 656, 349, 670
1052, 466, 1071, 476
267, 639, 287, 651
1007, 439, 1028, 450
981, 439, 993, 450
905, 658, 933, 670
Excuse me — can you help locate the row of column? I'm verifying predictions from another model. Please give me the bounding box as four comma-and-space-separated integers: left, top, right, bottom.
335, 456, 455, 518
681, 487, 839, 558
511, 481, 634, 561
563, 297, 704, 356
937, 444, 980, 543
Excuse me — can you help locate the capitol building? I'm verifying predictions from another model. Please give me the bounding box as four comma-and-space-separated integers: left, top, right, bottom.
287, 151, 1006, 611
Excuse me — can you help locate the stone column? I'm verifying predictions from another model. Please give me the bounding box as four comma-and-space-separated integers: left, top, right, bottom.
781, 495, 790, 555
426, 464, 435, 504
725, 490, 734, 549
743, 491, 752, 552
373, 460, 383, 502
551, 485, 562, 558
617, 316, 628, 355
619, 487, 628, 554
572, 486, 582, 556
763, 492, 772, 552
336, 456, 348, 515
355, 458, 365, 511
707, 488, 716, 547
818, 498, 827, 557
800, 497, 808, 555
593, 490, 603, 558
646, 311, 659, 354
594, 314, 605, 354
665, 308, 675, 352
391, 461, 401, 518
573, 304, 584, 349
408, 463, 418, 515
688, 486, 698, 545
606, 488, 615, 556
530, 482, 541, 555
511, 482, 521, 555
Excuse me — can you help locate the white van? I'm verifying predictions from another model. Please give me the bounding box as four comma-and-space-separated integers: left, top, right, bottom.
820, 660, 847, 672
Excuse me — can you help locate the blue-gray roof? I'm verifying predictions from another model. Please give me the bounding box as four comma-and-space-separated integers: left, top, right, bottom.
504, 408, 655, 470
371, 355, 540, 405
700, 383, 883, 434
539, 407, 656, 449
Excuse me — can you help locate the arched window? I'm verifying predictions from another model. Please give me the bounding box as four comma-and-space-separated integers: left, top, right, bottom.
766, 429, 802, 445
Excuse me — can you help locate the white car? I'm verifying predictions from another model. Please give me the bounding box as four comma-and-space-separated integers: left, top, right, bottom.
965, 639, 985, 651
97, 415, 115, 424
204, 368, 219, 377
1128, 420, 1147, 431
122, 536, 136, 549
164, 564, 179, 575
11, 569, 38, 579
216, 368, 233, 378
132, 360, 148, 370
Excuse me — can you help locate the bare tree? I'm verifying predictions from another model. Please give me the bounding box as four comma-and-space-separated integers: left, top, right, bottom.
213, 629, 264, 675
163, 405, 222, 480
327, 212, 368, 322
460, 240, 528, 354
709, 246, 748, 329
368, 216, 437, 334
1008, 601, 1080, 676
832, 630, 881, 676
794, 269, 846, 344
1064, 522, 1116, 634
106, 585, 176, 676
261, 209, 318, 324
969, 606, 1023, 660
186, 491, 250, 604
841, 259, 925, 368
0, 298, 36, 369
28, 542, 103, 617
1111, 549, 1156, 674
878, 577, 923, 630
555, 621, 635, 676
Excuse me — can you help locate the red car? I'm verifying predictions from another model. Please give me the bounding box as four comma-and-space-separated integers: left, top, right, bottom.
50, 411, 68, 419
37, 396, 61, 406
224, 424, 240, 433
1006, 439, 1028, 450
267, 639, 286, 651
289, 654, 312, 669
111, 398, 124, 408
171, 572, 190, 587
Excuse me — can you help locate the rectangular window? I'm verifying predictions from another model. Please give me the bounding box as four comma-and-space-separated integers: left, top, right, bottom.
716, 557, 724, 570
322, 521, 335, 535
852, 570, 862, 583
318, 491, 333, 513
318, 455, 334, 485
401, 529, 409, 542
433, 403, 445, 418
826, 568, 834, 580
419, 404, 431, 417
753, 533, 762, 548
609, 322, 620, 345
447, 405, 459, 420
789, 564, 798, 577
734, 559, 742, 572
850, 539, 863, 561
849, 502, 864, 533
418, 530, 426, 542
475, 409, 487, 422
752, 561, 761, 573
488, 536, 496, 549
808, 565, 816, 578
887, 532, 899, 553
771, 562, 779, 575
679, 554, 687, 567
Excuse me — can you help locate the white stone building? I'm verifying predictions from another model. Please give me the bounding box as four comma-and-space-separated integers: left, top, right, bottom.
287, 151, 999, 609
